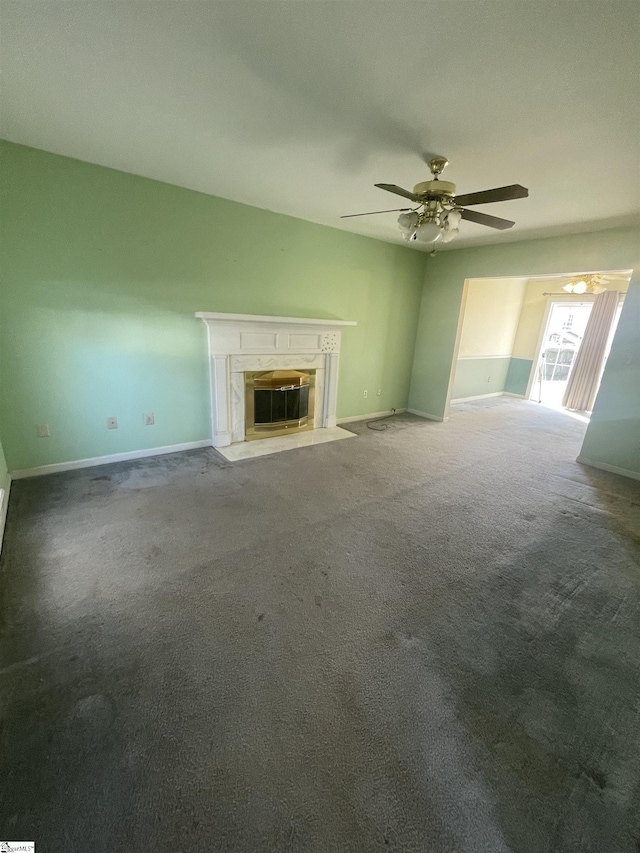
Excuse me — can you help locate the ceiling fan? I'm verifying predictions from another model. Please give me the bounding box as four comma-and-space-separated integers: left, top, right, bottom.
561, 274, 609, 294
341, 157, 528, 247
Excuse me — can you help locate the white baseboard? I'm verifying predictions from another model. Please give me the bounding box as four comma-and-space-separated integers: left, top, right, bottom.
407, 408, 446, 422
10, 440, 212, 480
576, 455, 640, 483
337, 407, 407, 425
450, 391, 527, 403
450, 391, 504, 403
0, 474, 11, 555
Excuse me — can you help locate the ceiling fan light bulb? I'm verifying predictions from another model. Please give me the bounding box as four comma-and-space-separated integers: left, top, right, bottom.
573, 281, 588, 294
398, 211, 418, 232
562, 283, 574, 293
441, 227, 459, 243
415, 221, 441, 244
445, 209, 462, 229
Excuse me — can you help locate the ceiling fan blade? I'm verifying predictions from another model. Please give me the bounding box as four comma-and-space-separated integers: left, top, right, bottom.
340, 207, 411, 219
375, 183, 421, 202
461, 208, 515, 230
454, 184, 529, 206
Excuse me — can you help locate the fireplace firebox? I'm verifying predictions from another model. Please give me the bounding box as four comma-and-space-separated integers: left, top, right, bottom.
244, 370, 315, 440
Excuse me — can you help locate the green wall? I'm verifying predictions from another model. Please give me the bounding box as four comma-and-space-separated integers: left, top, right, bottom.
0, 142, 426, 471
579, 271, 640, 477
2, 140, 637, 477
409, 227, 640, 419
451, 357, 511, 400
504, 357, 533, 396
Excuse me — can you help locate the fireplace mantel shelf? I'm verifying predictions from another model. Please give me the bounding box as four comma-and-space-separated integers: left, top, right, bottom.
196, 312, 357, 448
195, 312, 357, 328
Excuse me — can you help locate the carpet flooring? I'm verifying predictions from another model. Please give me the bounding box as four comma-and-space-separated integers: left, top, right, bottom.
1, 398, 640, 852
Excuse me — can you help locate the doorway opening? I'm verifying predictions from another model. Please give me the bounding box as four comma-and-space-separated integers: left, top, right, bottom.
445, 269, 631, 422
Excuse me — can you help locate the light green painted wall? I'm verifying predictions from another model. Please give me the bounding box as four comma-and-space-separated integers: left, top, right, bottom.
408, 228, 640, 420
451, 357, 510, 400
579, 271, 640, 477
504, 357, 533, 396
0, 141, 426, 471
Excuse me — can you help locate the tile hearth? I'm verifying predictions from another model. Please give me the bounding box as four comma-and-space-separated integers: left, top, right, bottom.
215, 426, 356, 461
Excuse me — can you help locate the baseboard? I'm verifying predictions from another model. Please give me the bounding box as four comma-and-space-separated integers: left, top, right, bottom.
0, 474, 11, 556
576, 456, 640, 483
337, 407, 407, 424
407, 408, 446, 422
450, 392, 526, 403
10, 440, 213, 480
450, 391, 504, 403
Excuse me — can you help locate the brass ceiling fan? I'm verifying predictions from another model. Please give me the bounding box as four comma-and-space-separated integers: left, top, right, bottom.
341, 157, 529, 246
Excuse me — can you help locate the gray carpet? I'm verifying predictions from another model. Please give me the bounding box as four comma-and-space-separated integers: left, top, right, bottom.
1, 398, 640, 852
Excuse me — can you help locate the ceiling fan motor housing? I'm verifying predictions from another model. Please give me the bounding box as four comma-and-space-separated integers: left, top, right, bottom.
413, 179, 456, 198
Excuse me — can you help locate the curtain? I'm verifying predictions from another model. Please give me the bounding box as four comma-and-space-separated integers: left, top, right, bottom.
562, 289, 620, 412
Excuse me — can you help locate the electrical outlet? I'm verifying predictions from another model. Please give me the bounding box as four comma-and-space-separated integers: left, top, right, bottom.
487, 376, 491, 383
144, 412, 155, 426
107, 416, 118, 430
377, 389, 382, 396
37, 423, 50, 438
363, 389, 368, 398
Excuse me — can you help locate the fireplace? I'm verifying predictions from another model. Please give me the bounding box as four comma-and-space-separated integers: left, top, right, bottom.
244, 370, 315, 440
195, 312, 357, 448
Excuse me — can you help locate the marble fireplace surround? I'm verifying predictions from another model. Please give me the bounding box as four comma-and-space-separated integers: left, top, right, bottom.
196, 313, 357, 448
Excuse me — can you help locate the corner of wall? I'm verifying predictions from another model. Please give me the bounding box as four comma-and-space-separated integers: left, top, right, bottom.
578, 269, 640, 480
0, 474, 10, 558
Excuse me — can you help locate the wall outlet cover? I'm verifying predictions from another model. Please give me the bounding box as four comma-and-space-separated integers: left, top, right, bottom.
144, 412, 155, 425
363, 390, 368, 398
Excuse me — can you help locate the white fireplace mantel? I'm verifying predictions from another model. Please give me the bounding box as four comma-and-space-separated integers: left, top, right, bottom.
196, 312, 357, 447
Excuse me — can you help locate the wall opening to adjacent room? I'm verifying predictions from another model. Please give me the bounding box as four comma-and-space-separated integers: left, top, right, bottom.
447, 270, 632, 418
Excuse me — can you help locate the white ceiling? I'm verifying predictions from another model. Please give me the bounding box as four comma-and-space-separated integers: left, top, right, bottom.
1, 1, 639, 250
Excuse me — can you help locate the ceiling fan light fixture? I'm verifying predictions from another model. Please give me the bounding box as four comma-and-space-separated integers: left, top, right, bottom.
444, 209, 462, 229
562, 275, 608, 295
415, 221, 442, 244
398, 211, 419, 232
440, 227, 459, 243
